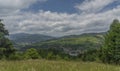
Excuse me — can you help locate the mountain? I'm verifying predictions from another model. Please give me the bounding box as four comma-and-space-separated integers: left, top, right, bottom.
9, 33, 55, 45
21, 32, 105, 51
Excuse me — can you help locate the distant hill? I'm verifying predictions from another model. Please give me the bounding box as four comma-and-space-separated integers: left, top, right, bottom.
9, 33, 55, 45
21, 32, 105, 51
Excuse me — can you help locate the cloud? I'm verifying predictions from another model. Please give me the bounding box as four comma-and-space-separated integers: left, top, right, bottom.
75, 0, 117, 13
2, 6, 120, 37
0, 0, 46, 14
2, 11, 81, 36
1, 0, 120, 37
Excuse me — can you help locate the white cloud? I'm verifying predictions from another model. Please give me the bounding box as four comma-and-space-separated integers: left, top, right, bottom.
75, 0, 116, 13
2, 6, 120, 36
0, 0, 46, 14
1, 0, 120, 36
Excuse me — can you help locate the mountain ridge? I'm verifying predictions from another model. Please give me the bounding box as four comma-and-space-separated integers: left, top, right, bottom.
9, 33, 55, 44
17, 32, 105, 51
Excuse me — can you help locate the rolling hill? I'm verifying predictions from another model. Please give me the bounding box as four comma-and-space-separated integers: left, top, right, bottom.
20, 32, 105, 51
9, 33, 55, 50
9, 33, 55, 44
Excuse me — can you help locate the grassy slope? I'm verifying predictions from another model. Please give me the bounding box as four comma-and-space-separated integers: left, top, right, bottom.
0, 60, 119, 71
25, 33, 104, 51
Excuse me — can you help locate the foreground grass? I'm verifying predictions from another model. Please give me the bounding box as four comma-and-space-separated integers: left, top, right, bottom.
0, 60, 119, 71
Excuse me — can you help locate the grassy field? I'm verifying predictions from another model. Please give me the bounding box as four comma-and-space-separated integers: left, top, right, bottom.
0, 60, 119, 71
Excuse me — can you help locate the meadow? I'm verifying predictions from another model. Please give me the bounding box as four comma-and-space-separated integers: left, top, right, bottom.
0, 60, 119, 71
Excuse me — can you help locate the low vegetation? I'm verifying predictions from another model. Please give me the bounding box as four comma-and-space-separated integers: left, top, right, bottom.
0, 60, 119, 71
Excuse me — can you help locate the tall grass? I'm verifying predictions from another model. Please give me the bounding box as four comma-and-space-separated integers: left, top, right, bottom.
0, 60, 119, 71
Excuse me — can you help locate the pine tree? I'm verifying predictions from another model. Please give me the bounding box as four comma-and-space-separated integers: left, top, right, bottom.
0, 19, 15, 59
101, 19, 120, 64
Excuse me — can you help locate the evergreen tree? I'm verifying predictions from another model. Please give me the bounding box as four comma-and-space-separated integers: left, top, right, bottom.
0, 19, 15, 58
101, 19, 120, 64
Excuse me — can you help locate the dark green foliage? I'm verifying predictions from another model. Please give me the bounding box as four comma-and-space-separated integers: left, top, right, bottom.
38, 48, 72, 60
101, 19, 120, 64
0, 20, 15, 58
81, 49, 99, 62
8, 52, 24, 60
38, 48, 61, 59
0, 21, 8, 35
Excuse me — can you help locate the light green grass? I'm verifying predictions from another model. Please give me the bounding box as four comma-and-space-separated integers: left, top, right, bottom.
0, 60, 119, 71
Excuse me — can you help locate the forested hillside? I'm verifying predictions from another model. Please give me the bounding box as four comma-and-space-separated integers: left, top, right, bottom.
20, 32, 105, 51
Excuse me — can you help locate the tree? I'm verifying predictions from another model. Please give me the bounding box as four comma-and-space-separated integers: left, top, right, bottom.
81, 49, 98, 62
25, 48, 39, 59
101, 19, 120, 64
0, 20, 15, 58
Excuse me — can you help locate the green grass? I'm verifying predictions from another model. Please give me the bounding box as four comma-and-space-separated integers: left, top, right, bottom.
0, 60, 119, 71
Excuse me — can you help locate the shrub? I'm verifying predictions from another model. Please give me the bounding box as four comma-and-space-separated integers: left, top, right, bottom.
24, 48, 40, 59
8, 52, 24, 60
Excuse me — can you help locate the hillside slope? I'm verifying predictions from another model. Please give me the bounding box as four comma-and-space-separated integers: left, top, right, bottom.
9, 33, 55, 44
22, 33, 105, 51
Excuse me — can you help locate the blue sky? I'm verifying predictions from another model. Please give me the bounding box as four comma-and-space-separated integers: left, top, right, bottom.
0, 0, 120, 36
22, 0, 120, 14
23, 0, 83, 14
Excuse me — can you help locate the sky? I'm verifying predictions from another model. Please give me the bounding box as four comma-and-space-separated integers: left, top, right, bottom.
0, 0, 120, 37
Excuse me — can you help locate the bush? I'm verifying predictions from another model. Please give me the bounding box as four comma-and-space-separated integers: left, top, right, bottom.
81, 49, 98, 62
24, 48, 40, 59
8, 52, 24, 60
46, 52, 55, 60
